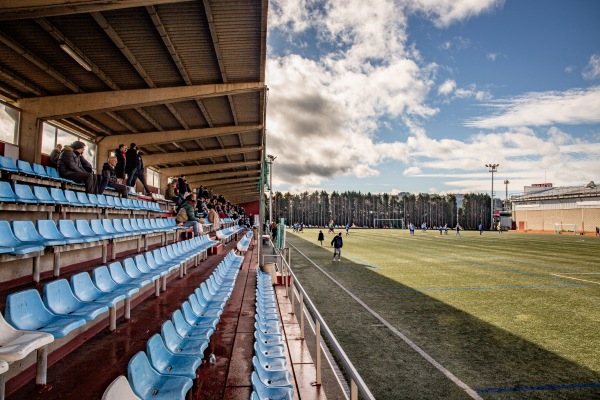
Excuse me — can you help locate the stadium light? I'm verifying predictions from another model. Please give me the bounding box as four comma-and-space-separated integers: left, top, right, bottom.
486, 164, 499, 230
267, 154, 277, 225
504, 179, 510, 209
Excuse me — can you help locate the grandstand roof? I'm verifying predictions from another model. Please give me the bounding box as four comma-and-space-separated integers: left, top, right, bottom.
0, 0, 267, 204
512, 183, 600, 202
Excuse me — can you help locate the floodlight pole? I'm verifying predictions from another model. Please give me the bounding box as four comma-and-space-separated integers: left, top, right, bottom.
486, 164, 499, 230
267, 155, 276, 226
504, 179, 509, 209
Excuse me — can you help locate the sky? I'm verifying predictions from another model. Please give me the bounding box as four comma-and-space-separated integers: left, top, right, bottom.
265, 0, 600, 197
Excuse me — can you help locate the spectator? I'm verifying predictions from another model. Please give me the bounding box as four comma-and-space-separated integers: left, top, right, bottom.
115, 144, 127, 182
47, 143, 62, 168
165, 179, 179, 203
207, 203, 220, 231
177, 176, 189, 197
331, 232, 343, 262
176, 193, 202, 237
57, 141, 98, 194
98, 156, 128, 198
128, 148, 152, 195
125, 143, 138, 186
318, 230, 324, 246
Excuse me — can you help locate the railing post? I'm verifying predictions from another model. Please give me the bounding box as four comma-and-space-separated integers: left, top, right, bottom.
290, 277, 295, 315
315, 320, 322, 385
351, 379, 358, 400
299, 292, 304, 339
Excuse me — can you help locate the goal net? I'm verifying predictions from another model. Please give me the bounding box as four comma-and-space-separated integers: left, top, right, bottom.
554, 223, 578, 235
373, 219, 404, 229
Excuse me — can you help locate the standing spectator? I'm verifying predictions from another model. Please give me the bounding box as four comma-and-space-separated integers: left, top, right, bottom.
177, 176, 189, 197
331, 232, 343, 262
115, 144, 127, 183
98, 156, 128, 198
345, 223, 350, 235
125, 143, 138, 186
57, 141, 97, 194
47, 143, 62, 168
128, 148, 152, 195
207, 203, 220, 231
318, 230, 324, 246
479, 223, 483, 235
455, 224, 461, 237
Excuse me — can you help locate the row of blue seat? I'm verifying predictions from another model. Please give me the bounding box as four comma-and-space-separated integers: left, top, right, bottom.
102, 251, 243, 400
237, 230, 254, 253
0, 218, 183, 256
252, 270, 294, 400
3, 235, 219, 340
0, 181, 161, 212
0, 155, 77, 185
216, 225, 244, 243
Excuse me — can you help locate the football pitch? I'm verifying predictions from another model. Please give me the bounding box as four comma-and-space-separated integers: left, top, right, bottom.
284, 229, 600, 400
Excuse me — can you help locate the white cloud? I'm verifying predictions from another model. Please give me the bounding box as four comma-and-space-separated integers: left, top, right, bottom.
405, 0, 504, 28
403, 166, 422, 176
438, 79, 456, 95
486, 52, 498, 61
582, 54, 600, 80
564, 65, 576, 74
465, 86, 600, 128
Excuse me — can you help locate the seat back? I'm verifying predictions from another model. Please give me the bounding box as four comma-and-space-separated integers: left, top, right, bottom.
75, 219, 98, 238
70, 272, 102, 301
64, 190, 83, 206
16, 160, 35, 175
0, 220, 24, 247
171, 310, 192, 337
134, 255, 152, 273
45, 166, 60, 179
123, 258, 143, 278
127, 352, 160, 399
96, 194, 108, 207
32, 163, 49, 178
102, 219, 118, 234
88, 193, 100, 206
101, 375, 140, 400
49, 188, 69, 204
33, 186, 56, 204
37, 220, 66, 241
4, 289, 54, 330
92, 266, 118, 292
0, 181, 17, 202
129, 219, 141, 231
14, 183, 38, 203
146, 334, 172, 372
58, 219, 84, 240
0, 155, 18, 172
160, 320, 181, 351
121, 219, 134, 232
105, 195, 116, 208
113, 196, 124, 209
76, 192, 93, 206
90, 219, 109, 236
108, 261, 132, 284
112, 219, 126, 233
11, 220, 45, 244
144, 252, 159, 269
43, 279, 81, 315
180, 302, 197, 326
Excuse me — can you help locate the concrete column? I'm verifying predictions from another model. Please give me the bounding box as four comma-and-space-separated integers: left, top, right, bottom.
17, 111, 42, 164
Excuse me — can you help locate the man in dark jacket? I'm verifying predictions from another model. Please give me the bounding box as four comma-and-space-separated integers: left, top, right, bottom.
57, 141, 98, 194
47, 143, 62, 168
331, 232, 343, 261
115, 144, 127, 181
98, 156, 128, 198
127, 146, 152, 195
125, 143, 138, 186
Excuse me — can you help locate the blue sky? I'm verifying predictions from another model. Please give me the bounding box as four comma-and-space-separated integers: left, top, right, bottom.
265, 0, 600, 197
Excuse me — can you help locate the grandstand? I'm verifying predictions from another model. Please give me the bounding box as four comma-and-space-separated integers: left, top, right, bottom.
0, 1, 346, 399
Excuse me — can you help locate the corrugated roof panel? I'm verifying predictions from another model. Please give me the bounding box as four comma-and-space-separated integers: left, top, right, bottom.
201, 96, 233, 126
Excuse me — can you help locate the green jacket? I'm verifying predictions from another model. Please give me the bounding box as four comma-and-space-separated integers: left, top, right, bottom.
181, 202, 199, 222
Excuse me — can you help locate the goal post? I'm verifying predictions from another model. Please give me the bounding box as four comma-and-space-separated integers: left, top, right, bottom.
554, 223, 578, 235
373, 219, 404, 229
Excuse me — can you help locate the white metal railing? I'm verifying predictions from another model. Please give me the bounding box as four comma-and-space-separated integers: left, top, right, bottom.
266, 246, 375, 400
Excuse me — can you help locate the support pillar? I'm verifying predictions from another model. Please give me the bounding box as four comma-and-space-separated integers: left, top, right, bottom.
17, 111, 43, 165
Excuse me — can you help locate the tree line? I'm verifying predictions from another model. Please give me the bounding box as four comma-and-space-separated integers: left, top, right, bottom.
270, 191, 493, 230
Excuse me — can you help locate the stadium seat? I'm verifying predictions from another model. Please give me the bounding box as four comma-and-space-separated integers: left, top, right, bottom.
43, 279, 109, 321
171, 310, 213, 342
32, 163, 50, 179
45, 166, 72, 183
127, 352, 193, 400
38, 220, 75, 245
180, 301, 219, 329
252, 355, 293, 388
160, 320, 208, 355
0, 181, 17, 203
70, 272, 126, 308
33, 186, 58, 205
76, 192, 95, 207
74, 220, 105, 241
63, 190, 84, 207
146, 334, 202, 379
4, 289, 86, 338
123, 258, 159, 286
90, 219, 118, 240
87, 193, 101, 207
0, 155, 19, 172
0, 220, 45, 254
92, 266, 140, 298
13, 183, 39, 204
108, 261, 150, 289
96, 194, 110, 208
113, 197, 125, 209
251, 371, 294, 400
101, 219, 126, 239
104, 195, 117, 208
111, 219, 128, 236
49, 188, 70, 205
12, 220, 66, 247
134, 254, 168, 279
101, 375, 140, 400
16, 160, 36, 177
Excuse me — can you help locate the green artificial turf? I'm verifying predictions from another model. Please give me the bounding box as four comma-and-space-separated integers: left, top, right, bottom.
285, 229, 600, 400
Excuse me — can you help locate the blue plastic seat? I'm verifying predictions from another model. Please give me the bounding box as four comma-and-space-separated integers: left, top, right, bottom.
32, 186, 57, 205
92, 266, 140, 298
0, 220, 45, 254
96, 194, 109, 208
252, 356, 293, 388
43, 279, 108, 321
180, 301, 219, 329
254, 341, 286, 359
32, 163, 50, 178
121, 219, 137, 234
129, 219, 148, 234
171, 310, 213, 341
48, 188, 69, 205
90, 219, 117, 240
4, 289, 86, 338
70, 272, 126, 307
123, 258, 159, 284
255, 327, 285, 347
16, 160, 36, 176
160, 320, 208, 355
14, 183, 39, 204
45, 166, 66, 181
154, 249, 179, 271
121, 198, 133, 210
101, 219, 126, 238
63, 190, 84, 206
194, 288, 226, 311
104, 195, 116, 208
254, 351, 287, 372
73, 220, 104, 241
251, 371, 294, 400
36, 220, 73, 245
146, 334, 202, 379
0, 181, 17, 203
12, 220, 65, 247
88, 193, 101, 207
112, 196, 125, 209
0, 155, 19, 172
111, 219, 129, 236
134, 255, 167, 278
127, 351, 193, 400
107, 261, 149, 288
188, 294, 222, 319
76, 192, 95, 207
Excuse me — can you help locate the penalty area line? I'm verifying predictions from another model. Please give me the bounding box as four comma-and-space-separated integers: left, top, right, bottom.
551, 273, 600, 285
289, 242, 484, 400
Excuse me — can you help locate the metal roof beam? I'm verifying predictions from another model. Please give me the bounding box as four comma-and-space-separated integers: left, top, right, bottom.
0, 0, 195, 21
159, 160, 260, 177
16, 82, 264, 119
186, 170, 260, 184
142, 145, 261, 167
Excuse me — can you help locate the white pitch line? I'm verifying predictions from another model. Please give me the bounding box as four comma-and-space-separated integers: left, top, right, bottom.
551, 274, 600, 285
289, 243, 484, 400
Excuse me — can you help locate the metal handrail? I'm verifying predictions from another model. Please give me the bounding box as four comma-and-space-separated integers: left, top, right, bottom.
273, 246, 375, 400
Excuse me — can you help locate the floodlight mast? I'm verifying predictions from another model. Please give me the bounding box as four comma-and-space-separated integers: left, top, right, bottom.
504, 179, 510, 209
267, 155, 277, 226
486, 163, 499, 230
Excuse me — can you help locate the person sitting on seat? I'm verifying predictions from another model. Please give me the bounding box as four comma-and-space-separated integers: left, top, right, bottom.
177, 193, 202, 237
47, 143, 62, 168
98, 156, 128, 198
57, 141, 98, 194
